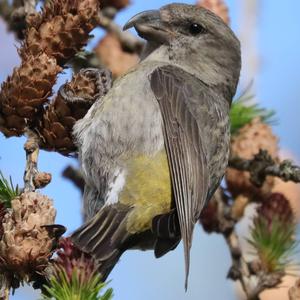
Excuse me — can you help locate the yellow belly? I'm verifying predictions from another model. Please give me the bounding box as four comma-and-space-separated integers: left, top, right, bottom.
119, 151, 172, 234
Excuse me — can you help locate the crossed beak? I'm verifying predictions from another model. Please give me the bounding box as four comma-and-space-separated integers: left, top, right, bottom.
123, 10, 170, 43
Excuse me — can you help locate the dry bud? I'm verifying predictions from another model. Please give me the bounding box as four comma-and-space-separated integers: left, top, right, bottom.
33, 173, 52, 189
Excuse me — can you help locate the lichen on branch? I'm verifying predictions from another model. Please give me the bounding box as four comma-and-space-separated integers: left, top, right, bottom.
229, 150, 300, 187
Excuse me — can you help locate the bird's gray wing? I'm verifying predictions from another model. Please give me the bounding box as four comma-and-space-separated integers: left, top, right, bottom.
150, 65, 213, 288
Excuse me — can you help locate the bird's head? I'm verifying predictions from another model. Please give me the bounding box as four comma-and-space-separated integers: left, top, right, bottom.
124, 3, 241, 96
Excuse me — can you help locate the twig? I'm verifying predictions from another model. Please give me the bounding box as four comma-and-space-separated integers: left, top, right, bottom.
210, 188, 285, 300
228, 149, 300, 187
0, 288, 9, 300
0, 275, 9, 300
226, 229, 283, 300
213, 190, 254, 297
0, 289, 9, 300
0, 0, 12, 23
250, 272, 284, 300
98, 11, 144, 54
289, 278, 300, 300
62, 166, 85, 193
23, 131, 39, 192
22, 0, 37, 14
226, 231, 253, 297
0, 0, 38, 39
23, 131, 52, 191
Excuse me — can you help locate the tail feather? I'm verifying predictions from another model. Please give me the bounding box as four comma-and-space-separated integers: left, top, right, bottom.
152, 210, 181, 258
71, 204, 131, 281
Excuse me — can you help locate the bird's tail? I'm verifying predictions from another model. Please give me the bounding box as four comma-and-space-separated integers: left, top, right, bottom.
71, 203, 132, 281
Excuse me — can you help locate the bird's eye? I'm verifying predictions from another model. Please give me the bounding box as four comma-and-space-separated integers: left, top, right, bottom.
189, 23, 206, 35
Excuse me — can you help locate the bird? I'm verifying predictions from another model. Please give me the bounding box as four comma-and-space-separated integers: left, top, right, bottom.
71, 3, 241, 288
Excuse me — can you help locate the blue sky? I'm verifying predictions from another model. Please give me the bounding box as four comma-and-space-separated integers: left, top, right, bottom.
1, 1, 300, 299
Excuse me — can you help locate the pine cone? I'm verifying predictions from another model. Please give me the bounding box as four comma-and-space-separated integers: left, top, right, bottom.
95, 33, 139, 78
199, 198, 220, 233
257, 193, 293, 230
197, 0, 230, 24
272, 177, 300, 220
55, 238, 96, 282
0, 192, 56, 285
0, 53, 61, 137
0, 0, 101, 138
37, 68, 112, 155
43, 237, 113, 299
0, 203, 7, 239
226, 118, 279, 200
250, 193, 296, 273
100, 0, 130, 10
24, 0, 100, 65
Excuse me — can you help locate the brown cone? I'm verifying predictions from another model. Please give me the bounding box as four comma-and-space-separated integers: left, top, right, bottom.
0, 192, 56, 284
256, 193, 294, 230
37, 68, 111, 155
0, 53, 61, 137
252, 193, 295, 274
226, 118, 279, 200
272, 177, 300, 220
197, 0, 230, 24
95, 33, 139, 78
24, 0, 100, 65
199, 197, 220, 233
100, 0, 130, 10
0, 0, 101, 138
55, 238, 96, 282
0, 203, 7, 239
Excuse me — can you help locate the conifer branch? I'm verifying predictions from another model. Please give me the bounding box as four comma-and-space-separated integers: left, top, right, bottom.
229, 150, 300, 187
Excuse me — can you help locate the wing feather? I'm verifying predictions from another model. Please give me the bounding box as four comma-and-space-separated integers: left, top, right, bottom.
150, 66, 211, 288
